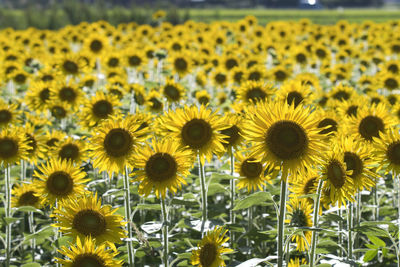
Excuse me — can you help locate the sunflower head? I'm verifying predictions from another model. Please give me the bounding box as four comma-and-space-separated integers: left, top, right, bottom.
11, 182, 42, 208
191, 226, 233, 267
0, 127, 29, 166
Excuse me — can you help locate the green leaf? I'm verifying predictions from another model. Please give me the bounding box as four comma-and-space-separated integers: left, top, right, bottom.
136, 204, 161, 210
353, 225, 389, 238
13, 206, 44, 215
208, 183, 227, 196
55, 236, 73, 248
3, 217, 19, 224
367, 234, 386, 247
21, 263, 41, 267
233, 191, 272, 211
322, 213, 345, 222
363, 249, 378, 262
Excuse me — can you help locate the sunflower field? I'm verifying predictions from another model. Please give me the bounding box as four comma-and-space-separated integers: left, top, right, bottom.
0, 14, 400, 267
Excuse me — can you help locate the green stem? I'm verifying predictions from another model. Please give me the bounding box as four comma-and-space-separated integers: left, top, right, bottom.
338, 208, 343, 258
20, 159, 26, 181
374, 186, 379, 220
123, 167, 134, 267
5, 164, 11, 266
309, 179, 324, 267
29, 211, 36, 261
161, 196, 169, 267
229, 147, 236, 246
198, 154, 207, 236
355, 190, 361, 258
347, 202, 353, 262
397, 175, 400, 267
277, 177, 288, 267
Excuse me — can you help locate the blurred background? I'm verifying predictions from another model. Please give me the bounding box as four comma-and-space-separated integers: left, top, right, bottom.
0, 0, 399, 29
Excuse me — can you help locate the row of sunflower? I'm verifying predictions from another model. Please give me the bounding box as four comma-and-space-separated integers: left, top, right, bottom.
0, 15, 400, 267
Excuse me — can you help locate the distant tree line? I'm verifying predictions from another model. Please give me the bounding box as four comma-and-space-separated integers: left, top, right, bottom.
0, 0, 385, 8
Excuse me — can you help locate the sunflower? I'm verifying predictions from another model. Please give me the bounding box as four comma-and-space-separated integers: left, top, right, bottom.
169, 52, 192, 77
0, 126, 29, 166
48, 101, 70, 121
230, 66, 246, 85
159, 105, 228, 164
25, 81, 53, 112
129, 84, 146, 106
288, 257, 307, 267
237, 81, 275, 104
374, 127, 400, 176
220, 113, 244, 152
285, 197, 312, 251
191, 226, 233, 267
319, 148, 355, 207
0, 101, 20, 129
328, 84, 357, 103
162, 78, 185, 103
80, 91, 121, 128
235, 151, 272, 192
380, 71, 400, 91
315, 109, 341, 139
124, 48, 147, 69
339, 136, 377, 190
336, 98, 361, 118
23, 123, 46, 164
196, 90, 211, 106
131, 138, 194, 198
11, 182, 42, 208
290, 168, 319, 203
276, 80, 313, 108
51, 192, 126, 247
90, 116, 147, 176
43, 130, 66, 153
85, 34, 109, 55
246, 65, 266, 82
56, 53, 87, 76
34, 158, 89, 207
102, 51, 123, 70
146, 90, 164, 113
269, 65, 290, 83
211, 67, 229, 88
53, 137, 88, 164
348, 103, 394, 142
50, 80, 83, 109
242, 101, 325, 179
56, 236, 123, 267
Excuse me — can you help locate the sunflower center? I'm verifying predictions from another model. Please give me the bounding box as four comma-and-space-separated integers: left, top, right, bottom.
149, 97, 162, 110
215, 73, 227, 84
333, 90, 350, 101
59, 144, 79, 161
46, 138, 59, 147
63, 60, 78, 74
290, 209, 308, 227
388, 95, 397, 105
25, 133, 37, 154
128, 55, 141, 66
274, 70, 287, 81
145, 153, 178, 182
72, 254, 105, 267
73, 210, 106, 237
384, 78, 398, 90
0, 109, 12, 124
248, 71, 261, 81
346, 106, 358, 117
246, 87, 267, 102
316, 48, 326, 58
14, 73, 26, 83
40, 88, 50, 102
358, 115, 384, 141
221, 125, 240, 146
265, 120, 308, 160
104, 128, 133, 157
51, 106, 67, 119
59, 87, 77, 102
198, 96, 209, 105
199, 243, 217, 267
93, 100, 113, 119
164, 85, 180, 101
317, 118, 338, 135
344, 152, 363, 178
388, 64, 399, 74
181, 119, 212, 149
18, 191, 39, 206
226, 58, 238, 70
90, 40, 103, 53
174, 58, 188, 72
46, 171, 73, 196
108, 58, 119, 67
241, 158, 262, 178
327, 160, 346, 189
387, 142, 400, 165
287, 91, 303, 107
304, 177, 317, 195
0, 138, 19, 159
296, 53, 307, 64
